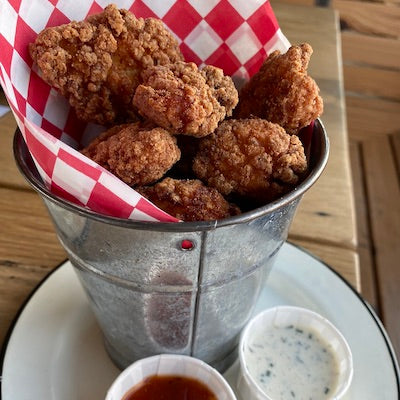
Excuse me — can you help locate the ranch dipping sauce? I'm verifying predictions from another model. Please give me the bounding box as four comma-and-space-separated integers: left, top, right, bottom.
243, 324, 340, 400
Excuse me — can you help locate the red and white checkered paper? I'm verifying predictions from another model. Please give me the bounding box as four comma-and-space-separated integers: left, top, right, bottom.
0, 0, 290, 222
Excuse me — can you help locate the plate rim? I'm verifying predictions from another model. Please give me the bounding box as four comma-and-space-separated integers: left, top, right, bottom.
1, 242, 399, 395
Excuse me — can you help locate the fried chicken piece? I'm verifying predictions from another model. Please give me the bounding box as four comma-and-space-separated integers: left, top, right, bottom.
137, 178, 240, 221
200, 65, 238, 117
235, 43, 323, 135
30, 4, 183, 125
81, 122, 180, 186
193, 118, 307, 203
132, 61, 238, 137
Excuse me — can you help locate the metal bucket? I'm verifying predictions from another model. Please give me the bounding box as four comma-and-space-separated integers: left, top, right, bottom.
13, 120, 329, 372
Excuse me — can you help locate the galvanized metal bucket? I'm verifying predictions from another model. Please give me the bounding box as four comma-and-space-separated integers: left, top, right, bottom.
13, 120, 329, 372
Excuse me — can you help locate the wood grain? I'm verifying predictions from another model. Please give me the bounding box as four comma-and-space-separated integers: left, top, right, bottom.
290, 238, 360, 290
333, 0, 400, 361
0, 111, 31, 189
391, 131, 400, 176
0, 188, 66, 266
363, 136, 400, 358
344, 64, 400, 100
346, 95, 400, 141
367, 0, 400, 5
341, 31, 400, 70
0, 262, 58, 347
332, 0, 400, 38
271, 0, 315, 6
274, 3, 357, 250
0, 186, 66, 344
349, 140, 379, 310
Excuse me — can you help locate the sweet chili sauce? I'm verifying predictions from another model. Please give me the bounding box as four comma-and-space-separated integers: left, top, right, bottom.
122, 375, 217, 400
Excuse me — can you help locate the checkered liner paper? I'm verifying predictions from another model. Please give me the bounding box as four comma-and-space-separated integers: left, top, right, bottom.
0, 0, 290, 222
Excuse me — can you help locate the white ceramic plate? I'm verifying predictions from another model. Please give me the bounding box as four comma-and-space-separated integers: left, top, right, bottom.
1, 243, 399, 399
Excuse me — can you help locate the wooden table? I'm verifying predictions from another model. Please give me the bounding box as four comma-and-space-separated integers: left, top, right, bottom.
273, 2, 359, 286
0, 3, 359, 354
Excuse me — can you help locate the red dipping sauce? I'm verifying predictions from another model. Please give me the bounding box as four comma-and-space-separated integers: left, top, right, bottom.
122, 375, 217, 400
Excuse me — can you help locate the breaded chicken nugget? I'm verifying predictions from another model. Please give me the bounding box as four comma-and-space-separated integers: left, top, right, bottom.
30, 4, 183, 125
200, 65, 238, 117
235, 43, 323, 135
193, 118, 307, 203
132, 61, 238, 137
137, 178, 240, 221
81, 122, 180, 186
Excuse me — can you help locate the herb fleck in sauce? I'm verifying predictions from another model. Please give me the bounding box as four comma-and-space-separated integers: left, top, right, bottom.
244, 325, 339, 399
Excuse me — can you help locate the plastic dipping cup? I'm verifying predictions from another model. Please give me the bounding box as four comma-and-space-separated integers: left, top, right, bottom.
237, 306, 353, 400
106, 354, 237, 400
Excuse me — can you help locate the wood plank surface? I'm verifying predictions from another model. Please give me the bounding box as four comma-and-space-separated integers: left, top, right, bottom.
346, 95, 400, 141
344, 64, 400, 100
271, 0, 315, 6
274, 2, 358, 250
332, 0, 400, 38
392, 131, 400, 176
290, 238, 360, 289
0, 187, 66, 266
341, 31, 400, 69
332, 0, 400, 360
362, 136, 400, 357
0, 112, 31, 190
0, 261, 60, 347
367, 0, 400, 5
349, 140, 379, 310
0, 186, 66, 346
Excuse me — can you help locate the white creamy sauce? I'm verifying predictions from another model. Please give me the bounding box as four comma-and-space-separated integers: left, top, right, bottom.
244, 324, 339, 399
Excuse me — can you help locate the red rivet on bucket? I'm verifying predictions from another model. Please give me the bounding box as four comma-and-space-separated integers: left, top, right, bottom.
181, 240, 194, 251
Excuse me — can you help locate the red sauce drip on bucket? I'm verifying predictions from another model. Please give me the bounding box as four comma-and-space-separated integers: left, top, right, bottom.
122, 375, 217, 400
181, 239, 194, 250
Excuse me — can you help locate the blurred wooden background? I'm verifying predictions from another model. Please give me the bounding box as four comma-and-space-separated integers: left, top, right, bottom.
274, 0, 400, 359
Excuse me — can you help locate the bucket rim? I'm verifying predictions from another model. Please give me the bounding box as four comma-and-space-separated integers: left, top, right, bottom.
13, 119, 329, 233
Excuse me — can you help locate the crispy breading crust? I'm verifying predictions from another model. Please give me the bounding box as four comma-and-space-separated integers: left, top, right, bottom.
29, 4, 183, 125
200, 65, 238, 117
81, 122, 180, 186
132, 61, 238, 137
235, 43, 323, 135
193, 118, 308, 202
137, 178, 240, 221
